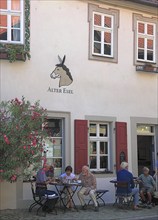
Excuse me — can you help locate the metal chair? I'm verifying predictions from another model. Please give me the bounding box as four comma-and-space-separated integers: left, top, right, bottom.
114, 181, 133, 208
29, 179, 59, 216
88, 189, 109, 206
29, 179, 43, 212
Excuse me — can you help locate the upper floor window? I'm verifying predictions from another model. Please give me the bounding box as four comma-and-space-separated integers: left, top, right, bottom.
89, 122, 110, 171
93, 12, 113, 57
0, 0, 24, 44
137, 21, 156, 63
88, 4, 119, 63
133, 13, 158, 66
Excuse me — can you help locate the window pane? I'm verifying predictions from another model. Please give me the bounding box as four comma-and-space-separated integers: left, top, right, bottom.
0, 0, 7, 9
90, 156, 96, 169
138, 38, 144, 48
53, 139, 62, 157
90, 142, 97, 154
11, 29, 20, 41
46, 119, 62, 137
94, 42, 101, 54
0, 15, 7, 40
100, 156, 108, 168
104, 44, 111, 55
11, 16, 20, 28
0, 28, 7, 40
147, 50, 153, 61
100, 142, 108, 154
138, 49, 144, 60
147, 24, 153, 35
138, 22, 144, 34
104, 16, 111, 28
104, 32, 111, 43
0, 15, 7, 27
99, 124, 108, 137
90, 124, 97, 136
94, 30, 101, 42
54, 158, 62, 168
94, 14, 101, 26
147, 39, 153, 50
11, 0, 20, 10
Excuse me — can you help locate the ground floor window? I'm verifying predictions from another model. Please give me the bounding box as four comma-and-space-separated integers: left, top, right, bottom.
89, 122, 110, 171
45, 118, 64, 176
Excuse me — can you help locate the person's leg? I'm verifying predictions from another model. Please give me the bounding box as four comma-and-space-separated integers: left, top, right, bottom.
89, 190, 98, 207
147, 188, 154, 204
147, 192, 152, 203
67, 187, 73, 208
131, 188, 139, 208
140, 188, 146, 203
77, 187, 87, 206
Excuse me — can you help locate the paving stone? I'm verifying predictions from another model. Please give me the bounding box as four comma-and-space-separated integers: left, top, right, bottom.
0, 204, 158, 220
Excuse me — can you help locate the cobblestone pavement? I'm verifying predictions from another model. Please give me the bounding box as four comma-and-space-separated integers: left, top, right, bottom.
0, 205, 158, 220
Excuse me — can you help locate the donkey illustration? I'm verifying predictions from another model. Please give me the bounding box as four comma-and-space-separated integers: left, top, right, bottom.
50, 55, 73, 87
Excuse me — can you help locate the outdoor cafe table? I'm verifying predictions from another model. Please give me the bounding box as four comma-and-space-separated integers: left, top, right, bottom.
49, 181, 82, 211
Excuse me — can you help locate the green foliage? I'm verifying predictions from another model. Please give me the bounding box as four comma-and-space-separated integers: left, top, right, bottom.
0, 97, 48, 182
0, 0, 30, 63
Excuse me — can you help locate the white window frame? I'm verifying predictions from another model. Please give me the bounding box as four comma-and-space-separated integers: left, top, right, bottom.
92, 12, 114, 58
136, 21, 156, 63
0, 0, 24, 44
133, 13, 158, 66
88, 4, 119, 63
89, 122, 110, 171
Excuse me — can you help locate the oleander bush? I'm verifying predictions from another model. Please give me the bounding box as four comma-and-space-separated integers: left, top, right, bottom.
0, 97, 48, 182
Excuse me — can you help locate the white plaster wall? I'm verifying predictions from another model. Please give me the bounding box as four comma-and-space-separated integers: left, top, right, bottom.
0, 0, 157, 209
1, 1, 157, 121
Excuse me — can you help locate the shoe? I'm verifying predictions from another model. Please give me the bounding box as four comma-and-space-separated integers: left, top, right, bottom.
133, 206, 142, 210
82, 204, 87, 210
147, 202, 152, 209
94, 206, 99, 212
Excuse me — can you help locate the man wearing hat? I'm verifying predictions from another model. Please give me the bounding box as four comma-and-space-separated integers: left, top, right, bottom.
117, 162, 140, 210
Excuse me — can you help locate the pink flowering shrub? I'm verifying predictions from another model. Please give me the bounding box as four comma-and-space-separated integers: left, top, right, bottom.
0, 97, 48, 182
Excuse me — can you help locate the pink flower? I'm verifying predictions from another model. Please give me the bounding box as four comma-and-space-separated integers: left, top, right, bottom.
32, 138, 37, 146
31, 150, 34, 155
4, 135, 10, 144
10, 175, 17, 181
23, 146, 26, 150
0, 170, 4, 173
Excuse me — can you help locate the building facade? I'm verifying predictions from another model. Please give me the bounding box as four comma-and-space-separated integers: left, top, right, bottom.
0, 0, 158, 209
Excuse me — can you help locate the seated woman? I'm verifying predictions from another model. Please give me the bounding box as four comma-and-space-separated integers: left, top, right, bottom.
137, 167, 156, 205
60, 165, 76, 208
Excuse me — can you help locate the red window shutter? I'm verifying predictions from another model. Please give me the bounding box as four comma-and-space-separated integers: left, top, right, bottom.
116, 122, 128, 171
74, 120, 88, 174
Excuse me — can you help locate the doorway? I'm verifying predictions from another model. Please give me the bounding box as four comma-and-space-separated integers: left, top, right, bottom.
137, 135, 154, 176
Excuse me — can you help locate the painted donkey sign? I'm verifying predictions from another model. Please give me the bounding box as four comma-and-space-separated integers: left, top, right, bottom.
48, 55, 73, 94
50, 55, 73, 87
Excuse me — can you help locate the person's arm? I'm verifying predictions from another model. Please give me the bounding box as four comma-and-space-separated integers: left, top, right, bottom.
130, 174, 135, 188
91, 174, 96, 190
151, 176, 156, 189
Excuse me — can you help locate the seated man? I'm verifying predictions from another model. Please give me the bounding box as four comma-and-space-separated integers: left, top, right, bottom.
36, 163, 58, 212
117, 162, 140, 210
77, 165, 98, 212
137, 167, 156, 205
